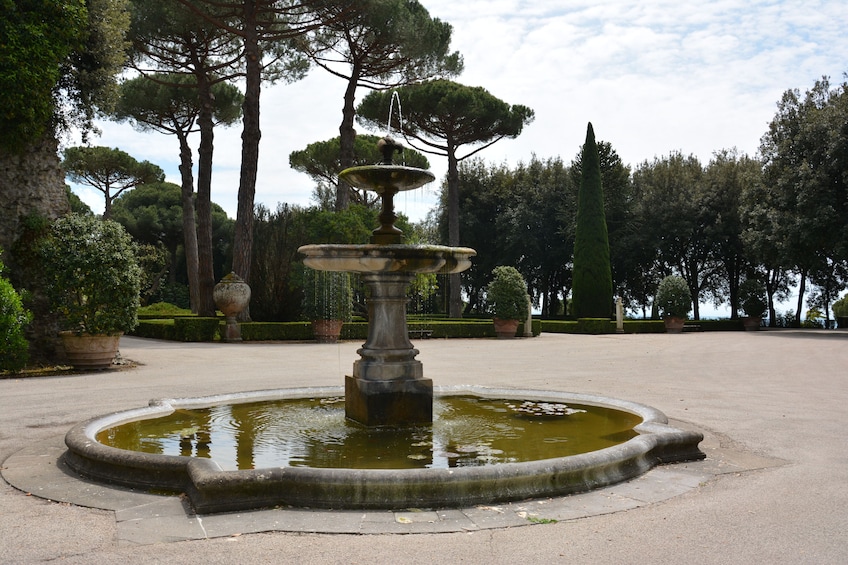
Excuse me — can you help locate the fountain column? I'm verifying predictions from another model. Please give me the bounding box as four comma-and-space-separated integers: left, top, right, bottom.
346, 271, 432, 426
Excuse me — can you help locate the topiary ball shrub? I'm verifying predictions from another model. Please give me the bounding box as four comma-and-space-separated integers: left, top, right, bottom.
656, 275, 691, 319
486, 266, 529, 321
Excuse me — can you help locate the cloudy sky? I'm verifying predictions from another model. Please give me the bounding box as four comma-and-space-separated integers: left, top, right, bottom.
71, 0, 847, 227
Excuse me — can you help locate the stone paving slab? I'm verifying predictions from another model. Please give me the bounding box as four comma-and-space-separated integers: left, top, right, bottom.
1, 426, 774, 545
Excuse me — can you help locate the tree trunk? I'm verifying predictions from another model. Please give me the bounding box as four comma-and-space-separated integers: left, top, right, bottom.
195, 73, 217, 316
231, 2, 261, 322
447, 147, 462, 318
335, 67, 360, 212
795, 270, 807, 326
177, 130, 200, 313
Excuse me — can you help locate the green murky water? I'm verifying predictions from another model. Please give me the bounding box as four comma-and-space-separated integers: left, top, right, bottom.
97, 396, 641, 471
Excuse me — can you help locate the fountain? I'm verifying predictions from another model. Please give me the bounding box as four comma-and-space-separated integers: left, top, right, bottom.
299, 136, 474, 426
62, 137, 704, 515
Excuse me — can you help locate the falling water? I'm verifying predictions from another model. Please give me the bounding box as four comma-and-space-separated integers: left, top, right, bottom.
386, 90, 403, 141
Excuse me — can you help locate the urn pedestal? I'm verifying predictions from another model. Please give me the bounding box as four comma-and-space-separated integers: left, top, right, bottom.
213, 273, 251, 342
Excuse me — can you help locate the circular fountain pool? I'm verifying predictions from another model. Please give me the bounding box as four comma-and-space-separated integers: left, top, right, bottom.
64, 386, 704, 514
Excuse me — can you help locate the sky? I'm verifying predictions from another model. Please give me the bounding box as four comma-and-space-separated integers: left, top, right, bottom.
66, 0, 848, 316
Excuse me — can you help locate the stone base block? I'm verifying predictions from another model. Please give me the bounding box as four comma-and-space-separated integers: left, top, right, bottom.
345, 375, 433, 427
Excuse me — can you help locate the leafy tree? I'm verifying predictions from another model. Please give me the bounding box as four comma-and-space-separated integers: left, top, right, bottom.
503, 156, 574, 317
113, 73, 243, 312
758, 76, 848, 324
571, 123, 612, 319
62, 146, 164, 219
302, 0, 462, 210
289, 134, 429, 209
248, 203, 388, 321
66, 186, 93, 216
0, 0, 129, 151
357, 79, 534, 316
632, 152, 719, 319
703, 149, 761, 318
111, 181, 233, 305
111, 182, 186, 278
0, 0, 86, 151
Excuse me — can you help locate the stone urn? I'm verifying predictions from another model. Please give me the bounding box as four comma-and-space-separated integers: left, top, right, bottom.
60, 332, 121, 370
213, 272, 251, 342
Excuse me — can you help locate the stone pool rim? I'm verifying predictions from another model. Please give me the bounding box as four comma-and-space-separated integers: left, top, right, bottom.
63, 385, 705, 514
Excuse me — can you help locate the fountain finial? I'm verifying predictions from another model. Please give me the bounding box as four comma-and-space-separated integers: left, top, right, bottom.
377, 136, 403, 165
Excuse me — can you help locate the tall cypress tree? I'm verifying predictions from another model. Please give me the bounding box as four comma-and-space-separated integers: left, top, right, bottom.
572, 122, 612, 318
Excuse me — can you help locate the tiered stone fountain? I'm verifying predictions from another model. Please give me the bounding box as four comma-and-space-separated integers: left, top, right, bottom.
62, 138, 704, 514
298, 137, 474, 427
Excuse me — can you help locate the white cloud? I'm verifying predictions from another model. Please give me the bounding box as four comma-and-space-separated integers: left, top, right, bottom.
69, 0, 848, 224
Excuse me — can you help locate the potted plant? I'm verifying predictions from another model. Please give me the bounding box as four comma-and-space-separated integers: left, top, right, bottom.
486, 266, 529, 338
656, 275, 691, 333
41, 214, 141, 368
302, 270, 352, 343
833, 295, 848, 329
739, 278, 767, 331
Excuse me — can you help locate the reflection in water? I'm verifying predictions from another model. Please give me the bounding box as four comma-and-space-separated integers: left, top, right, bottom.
97, 396, 642, 471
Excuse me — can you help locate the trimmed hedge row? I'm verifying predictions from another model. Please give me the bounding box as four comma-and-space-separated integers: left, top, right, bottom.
541, 318, 745, 334
131, 318, 543, 341
131, 316, 743, 342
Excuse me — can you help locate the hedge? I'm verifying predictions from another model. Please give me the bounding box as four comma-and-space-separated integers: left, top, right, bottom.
131, 316, 746, 342
130, 318, 543, 341
541, 319, 745, 334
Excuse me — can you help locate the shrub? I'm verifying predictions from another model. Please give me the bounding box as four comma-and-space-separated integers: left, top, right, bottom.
0, 252, 32, 372
174, 317, 221, 341
486, 266, 529, 321
41, 214, 142, 335
577, 318, 614, 334
138, 302, 194, 319
739, 279, 767, 317
656, 275, 691, 318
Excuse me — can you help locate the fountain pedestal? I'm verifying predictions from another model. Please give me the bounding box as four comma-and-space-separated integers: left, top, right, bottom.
346, 272, 431, 426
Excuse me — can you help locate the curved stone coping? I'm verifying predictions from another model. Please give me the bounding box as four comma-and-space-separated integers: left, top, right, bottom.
298, 244, 476, 274
64, 386, 705, 515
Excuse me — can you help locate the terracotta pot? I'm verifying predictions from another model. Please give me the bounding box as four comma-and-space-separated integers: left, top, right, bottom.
493, 318, 520, 339
663, 316, 686, 334
742, 316, 762, 331
312, 319, 344, 343
60, 332, 121, 370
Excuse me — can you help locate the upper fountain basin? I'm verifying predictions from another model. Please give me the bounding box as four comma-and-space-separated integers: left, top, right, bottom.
339, 165, 435, 194
298, 244, 475, 274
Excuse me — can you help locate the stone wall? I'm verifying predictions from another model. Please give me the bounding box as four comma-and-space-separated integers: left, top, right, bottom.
0, 133, 70, 259
0, 133, 71, 363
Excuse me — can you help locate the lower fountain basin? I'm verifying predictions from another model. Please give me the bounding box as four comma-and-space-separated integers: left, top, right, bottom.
298, 244, 476, 274
64, 386, 704, 514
